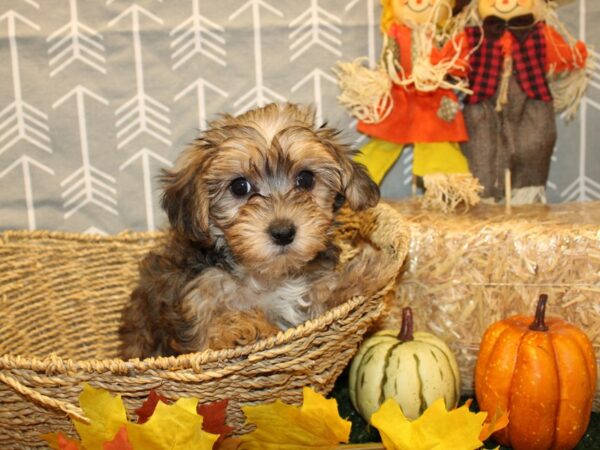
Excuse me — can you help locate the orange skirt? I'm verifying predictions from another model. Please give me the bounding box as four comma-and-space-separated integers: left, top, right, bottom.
357, 84, 468, 145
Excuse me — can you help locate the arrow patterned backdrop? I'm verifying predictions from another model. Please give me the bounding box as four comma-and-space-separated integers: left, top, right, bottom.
0, 0, 599, 234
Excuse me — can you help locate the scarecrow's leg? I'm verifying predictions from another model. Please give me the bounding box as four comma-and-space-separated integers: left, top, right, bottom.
461, 100, 500, 199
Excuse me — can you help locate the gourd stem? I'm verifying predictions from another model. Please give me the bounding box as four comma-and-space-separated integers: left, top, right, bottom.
529, 294, 549, 332
398, 307, 414, 341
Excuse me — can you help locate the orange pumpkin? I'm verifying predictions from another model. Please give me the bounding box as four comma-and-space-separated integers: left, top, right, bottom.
475, 294, 597, 450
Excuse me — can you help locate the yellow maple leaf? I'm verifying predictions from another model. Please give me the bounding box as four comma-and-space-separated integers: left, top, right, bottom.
44, 384, 217, 450
239, 386, 351, 450
73, 383, 128, 450
478, 406, 509, 442
370, 397, 487, 450
126, 397, 217, 450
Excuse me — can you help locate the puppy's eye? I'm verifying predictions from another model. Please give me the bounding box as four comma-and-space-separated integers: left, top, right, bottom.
296, 170, 315, 190
230, 177, 252, 197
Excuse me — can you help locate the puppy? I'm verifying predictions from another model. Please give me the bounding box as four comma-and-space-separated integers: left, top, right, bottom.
119, 103, 389, 359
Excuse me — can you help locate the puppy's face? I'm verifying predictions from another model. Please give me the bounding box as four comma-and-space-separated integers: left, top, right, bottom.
161, 103, 379, 279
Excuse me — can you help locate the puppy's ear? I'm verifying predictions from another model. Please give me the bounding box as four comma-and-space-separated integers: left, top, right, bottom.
160, 147, 211, 243
342, 158, 380, 210
317, 128, 380, 211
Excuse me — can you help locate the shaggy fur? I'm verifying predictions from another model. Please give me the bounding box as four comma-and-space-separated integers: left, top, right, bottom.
119, 103, 388, 359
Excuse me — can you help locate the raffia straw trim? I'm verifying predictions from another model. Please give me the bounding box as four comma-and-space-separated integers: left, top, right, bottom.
495, 55, 513, 111
334, 58, 393, 123
549, 60, 593, 120
421, 173, 483, 213
510, 185, 547, 205
385, 22, 472, 96
0, 203, 410, 447
539, 1, 592, 120
451, 1, 481, 29
387, 0, 479, 96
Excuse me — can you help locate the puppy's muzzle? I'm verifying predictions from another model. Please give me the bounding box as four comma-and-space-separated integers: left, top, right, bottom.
268, 219, 296, 246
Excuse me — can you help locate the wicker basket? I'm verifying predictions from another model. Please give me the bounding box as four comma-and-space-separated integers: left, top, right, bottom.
0, 203, 409, 449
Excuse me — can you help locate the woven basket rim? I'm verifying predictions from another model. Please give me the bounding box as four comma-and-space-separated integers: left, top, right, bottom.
0, 292, 379, 375
0, 203, 409, 376
0, 229, 164, 244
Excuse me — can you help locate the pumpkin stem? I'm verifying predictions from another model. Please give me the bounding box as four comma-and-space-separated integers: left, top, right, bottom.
398, 307, 414, 341
529, 294, 549, 332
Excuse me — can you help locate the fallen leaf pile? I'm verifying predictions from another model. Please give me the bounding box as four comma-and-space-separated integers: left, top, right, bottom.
42, 384, 220, 450
41, 384, 507, 450
370, 397, 508, 450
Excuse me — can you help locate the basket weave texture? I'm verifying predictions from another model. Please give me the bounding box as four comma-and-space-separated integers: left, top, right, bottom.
0, 203, 409, 449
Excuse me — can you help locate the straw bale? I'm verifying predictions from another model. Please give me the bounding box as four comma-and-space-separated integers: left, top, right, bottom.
380, 199, 600, 411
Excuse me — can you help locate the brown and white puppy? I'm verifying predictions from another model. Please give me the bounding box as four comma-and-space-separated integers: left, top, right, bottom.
119, 103, 389, 359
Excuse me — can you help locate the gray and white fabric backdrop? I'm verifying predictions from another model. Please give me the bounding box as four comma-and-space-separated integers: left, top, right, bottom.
1, 0, 599, 234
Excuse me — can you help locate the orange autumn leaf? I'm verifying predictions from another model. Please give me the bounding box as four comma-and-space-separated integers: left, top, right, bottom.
40, 431, 75, 450
102, 426, 133, 450
239, 387, 351, 450
58, 432, 81, 450
217, 437, 242, 450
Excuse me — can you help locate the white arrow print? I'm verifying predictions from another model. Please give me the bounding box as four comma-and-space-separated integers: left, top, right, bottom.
53, 85, 118, 219
346, 0, 378, 68
83, 226, 108, 235
109, 5, 171, 149
548, 147, 558, 192
560, 97, 600, 201
0, 11, 51, 155
402, 146, 413, 186
106, 0, 163, 4
230, 0, 286, 114
120, 148, 172, 230
560, 1, 600, 201
47, 0, 106, 77
289, 0, 342, 62
170, 0, 226, 70
587, 49, 599, 91
22, 0, 39, 8
174, 78, 228, 131
291, 68, 337, 126
0, 155, 54, 230
347, 118, 368, 147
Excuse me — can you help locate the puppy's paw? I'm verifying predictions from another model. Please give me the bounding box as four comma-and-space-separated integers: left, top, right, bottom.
207, 309, 280, 350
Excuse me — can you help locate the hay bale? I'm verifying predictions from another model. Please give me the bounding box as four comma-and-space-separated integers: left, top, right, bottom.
382, 200, 600, 410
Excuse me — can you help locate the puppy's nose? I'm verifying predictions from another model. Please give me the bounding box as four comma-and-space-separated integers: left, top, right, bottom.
268, 220, 296, 246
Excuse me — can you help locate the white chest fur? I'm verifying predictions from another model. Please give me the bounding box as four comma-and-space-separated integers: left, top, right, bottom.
245, 275, 314, 329
192, 267, 317, 330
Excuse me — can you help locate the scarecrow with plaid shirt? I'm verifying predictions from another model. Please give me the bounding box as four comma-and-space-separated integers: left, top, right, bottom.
458, 0, 587, 203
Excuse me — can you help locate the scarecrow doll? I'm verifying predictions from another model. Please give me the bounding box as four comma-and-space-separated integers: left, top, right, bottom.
337, 0, 481, 211
458, 0, 588, 203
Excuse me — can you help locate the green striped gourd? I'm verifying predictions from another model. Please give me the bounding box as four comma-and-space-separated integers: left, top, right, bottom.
349, 307, 460, 421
